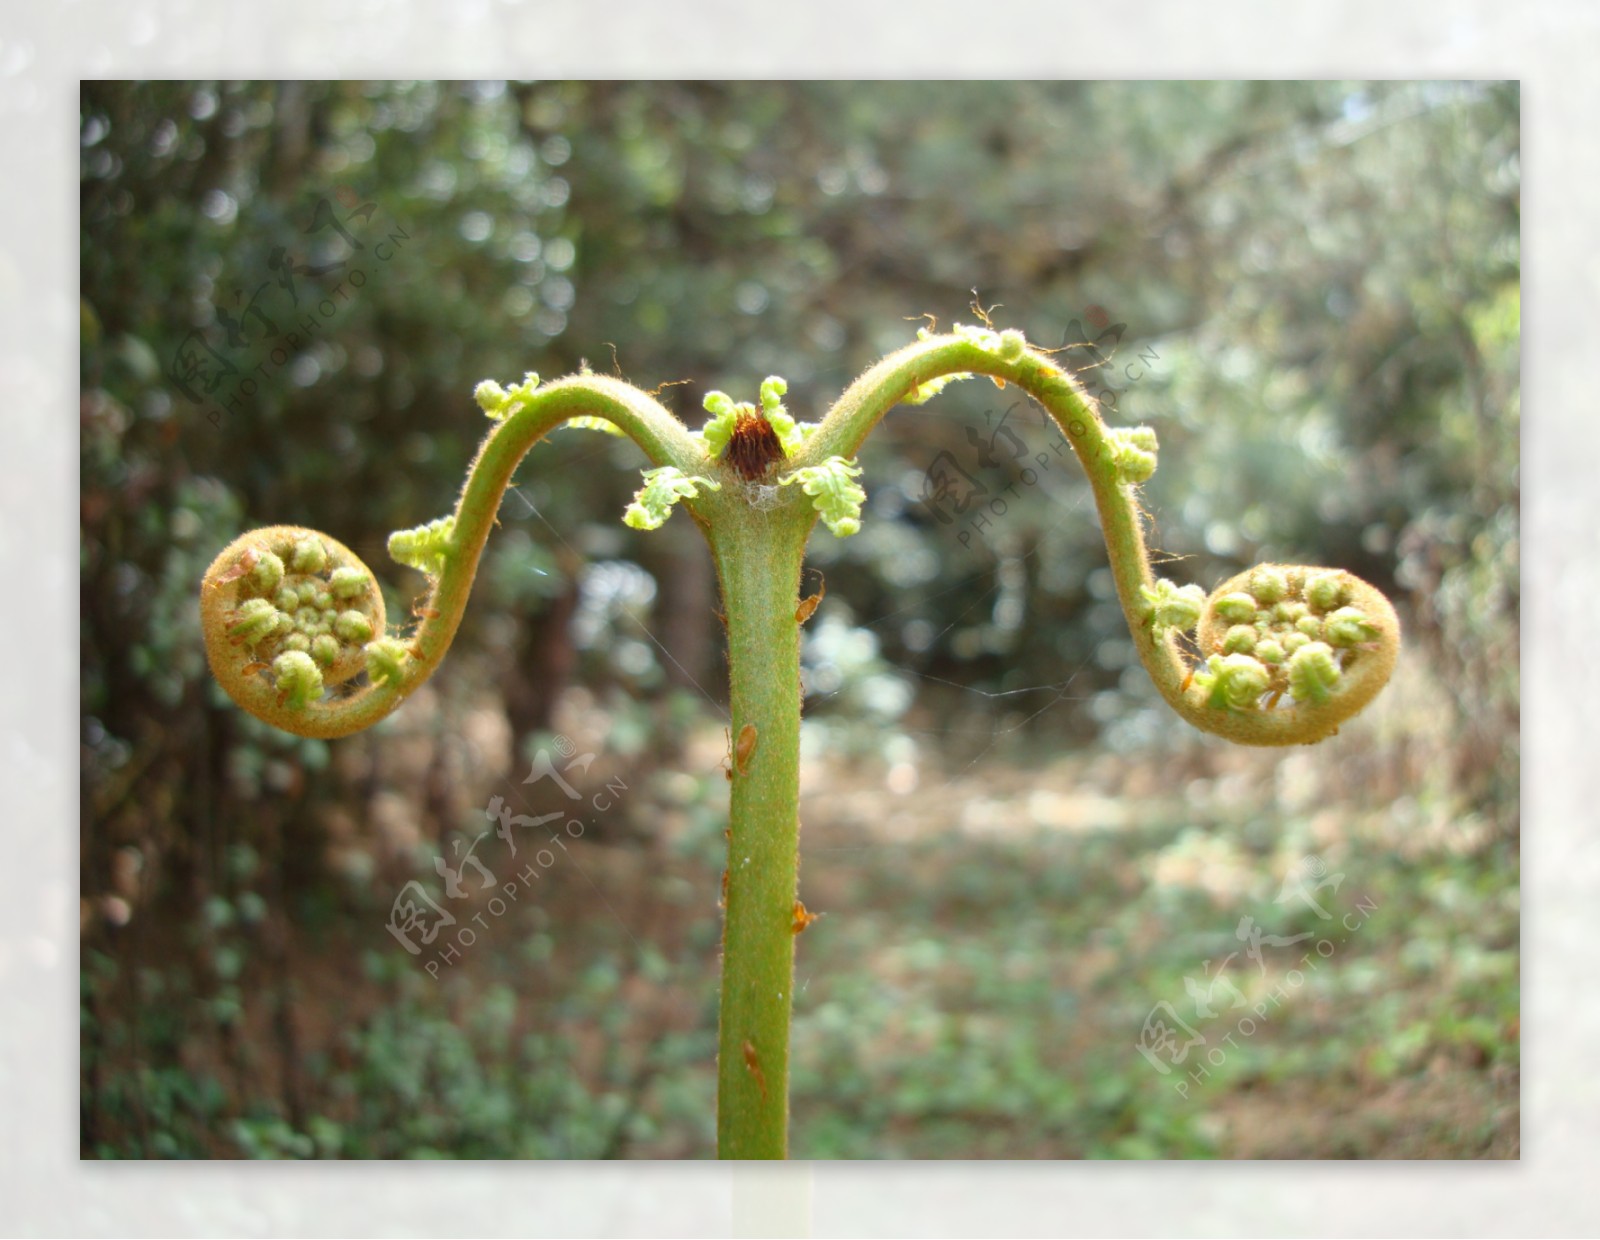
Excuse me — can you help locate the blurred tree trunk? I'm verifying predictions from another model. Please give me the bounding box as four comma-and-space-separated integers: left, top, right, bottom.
266, 82, 313, 197
653, 515, 717, 697
505, 573, 580, 743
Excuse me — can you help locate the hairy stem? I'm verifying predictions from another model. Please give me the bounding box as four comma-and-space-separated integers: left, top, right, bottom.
708, 508, 811, 1159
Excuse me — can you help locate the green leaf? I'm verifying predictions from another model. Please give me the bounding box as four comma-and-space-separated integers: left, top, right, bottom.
623, 466, 722, 531
1193, 653, 1270, 711
475, 372, 541, 421
561, 414, 627, 437
697, 391, 741, 455
1286, 640, 1340, 704
778, 456, 867, 537
1323, 606, 1380, 647
1107, 425, 1159, 484
759, 376, 795, 439
759, 375, 817, 454
1138, 578, 1204, 635
388, 514, 456, 575
901, 372, 972, 406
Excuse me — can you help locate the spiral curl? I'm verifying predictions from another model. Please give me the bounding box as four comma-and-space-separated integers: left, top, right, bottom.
1180, 563, 1402, 745
200, 525, 403, 738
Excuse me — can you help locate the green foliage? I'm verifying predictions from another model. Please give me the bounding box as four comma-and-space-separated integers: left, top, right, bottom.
1139, 579, 1205, 636
778, 457, 867, 537
1107, 425, 1159, 485
80, 691, 1517, 1159
1193, 652, 1270, 711
697, 391, 741, 455
622, 466, 721, 531
387, 515, 457, 576
899, 371, 973, 406
781, 740, 1517, 1158
1286, 640, 1340, 704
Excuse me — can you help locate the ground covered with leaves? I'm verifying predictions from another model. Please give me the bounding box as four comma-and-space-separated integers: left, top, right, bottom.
82, 655, 1518, 1161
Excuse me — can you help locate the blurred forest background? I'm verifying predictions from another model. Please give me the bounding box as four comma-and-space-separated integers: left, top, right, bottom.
79, 81, 1519, 1159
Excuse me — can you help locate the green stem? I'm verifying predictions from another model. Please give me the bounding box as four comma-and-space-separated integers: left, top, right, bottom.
708, 510, 810, 1160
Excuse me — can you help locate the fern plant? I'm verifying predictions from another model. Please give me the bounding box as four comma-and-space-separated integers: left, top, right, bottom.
200, 320, 1401, 1159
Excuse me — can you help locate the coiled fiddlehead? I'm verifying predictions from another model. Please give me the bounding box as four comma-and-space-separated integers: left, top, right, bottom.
200, 525, 391, 737
1187, 564, 1401, 744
